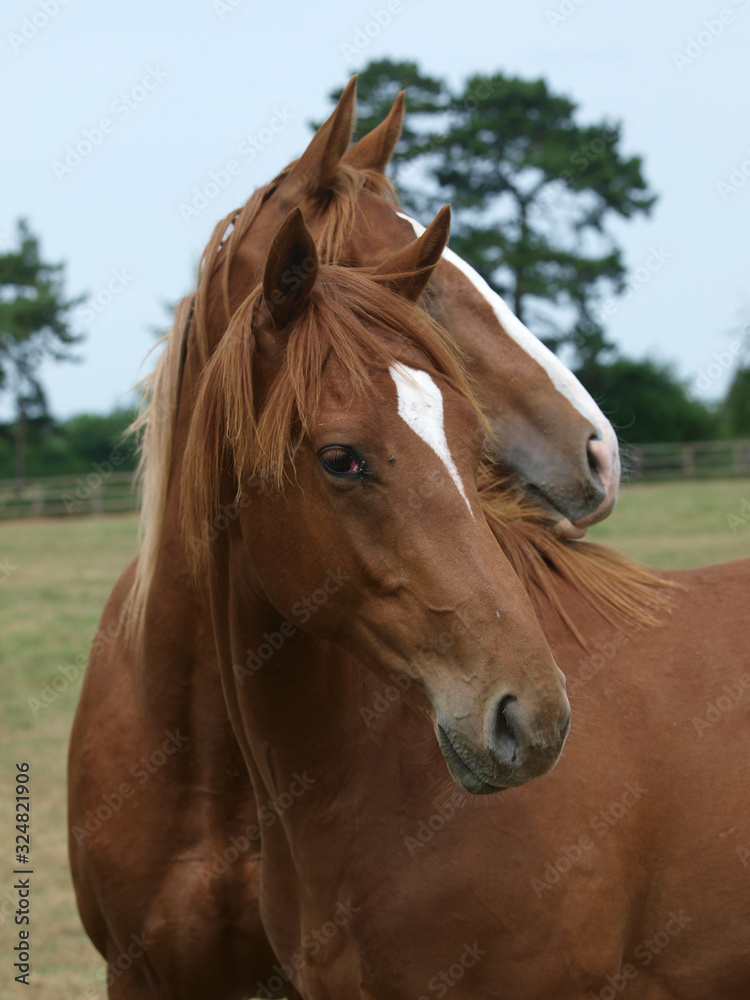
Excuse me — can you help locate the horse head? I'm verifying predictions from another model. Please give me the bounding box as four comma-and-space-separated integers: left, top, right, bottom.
184, 207, 570, 794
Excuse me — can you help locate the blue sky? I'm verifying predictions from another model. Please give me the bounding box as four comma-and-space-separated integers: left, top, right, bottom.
3, 0, 749, 420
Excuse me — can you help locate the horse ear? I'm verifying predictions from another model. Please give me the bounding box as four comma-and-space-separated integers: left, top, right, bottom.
262, 208, 319, 329
373, 206, 450, 301
342, 90, 405, 173
278, 77, 357, 210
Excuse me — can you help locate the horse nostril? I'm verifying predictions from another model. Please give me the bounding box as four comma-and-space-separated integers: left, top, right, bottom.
492, 695, 521, 767
586, 436, 601, 478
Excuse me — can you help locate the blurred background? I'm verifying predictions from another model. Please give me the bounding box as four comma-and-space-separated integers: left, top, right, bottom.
1, 1, 749, 995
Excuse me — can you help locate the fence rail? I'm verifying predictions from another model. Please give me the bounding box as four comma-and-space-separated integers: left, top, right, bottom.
1, 440, 749, 518
627, 440, 750, 481
0, 472, 137, 519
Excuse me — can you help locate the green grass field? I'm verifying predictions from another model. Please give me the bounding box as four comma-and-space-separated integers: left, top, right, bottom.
587, 476, 750, 567
0, 478, 749, 998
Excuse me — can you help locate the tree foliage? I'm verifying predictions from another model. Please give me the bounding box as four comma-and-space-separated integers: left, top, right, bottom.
0, 407, 137, 479
575, 358, 718, 444
327, 61, 656, 364
0, 219, 82, 483
721, 366, 750, 437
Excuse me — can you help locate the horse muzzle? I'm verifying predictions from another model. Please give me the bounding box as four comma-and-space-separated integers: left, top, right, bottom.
437, 691, 570, 795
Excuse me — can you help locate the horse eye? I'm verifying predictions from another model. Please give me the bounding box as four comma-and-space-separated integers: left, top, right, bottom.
320, 447, 363, 476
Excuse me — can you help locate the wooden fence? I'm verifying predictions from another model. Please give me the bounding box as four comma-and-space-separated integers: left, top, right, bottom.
0, 472, 137, 519
627, 440, 750, 481
1, 440, 749, 518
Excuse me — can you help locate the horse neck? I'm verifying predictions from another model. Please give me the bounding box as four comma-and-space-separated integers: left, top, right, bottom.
212, 526, 421, 823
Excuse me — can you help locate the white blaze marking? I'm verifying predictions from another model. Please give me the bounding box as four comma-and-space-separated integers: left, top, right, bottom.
396, 211, 611, 439
389, 363, 474, 517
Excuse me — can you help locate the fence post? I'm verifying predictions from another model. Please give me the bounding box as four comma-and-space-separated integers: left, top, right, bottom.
31, 484, 44, 517
733, 442, 749, 477
682, 445, 695, 478
630, 446, 643, 480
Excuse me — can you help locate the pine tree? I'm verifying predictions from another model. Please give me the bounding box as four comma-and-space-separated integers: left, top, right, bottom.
328, 62, 656, 365
0, 220, 82, 487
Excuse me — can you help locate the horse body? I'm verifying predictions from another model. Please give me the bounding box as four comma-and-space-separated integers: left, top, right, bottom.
68, 564, 272, 996
218, 556, 750, 999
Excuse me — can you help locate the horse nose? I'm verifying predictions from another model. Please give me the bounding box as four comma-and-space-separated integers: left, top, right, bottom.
488, 694, 570, 782
584, 432, 620, 520
586, 434, 607, 486
490, 695, 523, 769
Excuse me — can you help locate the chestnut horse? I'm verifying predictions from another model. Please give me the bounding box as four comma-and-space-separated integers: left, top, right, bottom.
177, 77, 619, 539
69, 81, 623, 998
179, 210, 750, 999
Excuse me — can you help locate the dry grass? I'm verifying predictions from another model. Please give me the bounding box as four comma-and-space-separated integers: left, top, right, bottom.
0, 514, 139, 1000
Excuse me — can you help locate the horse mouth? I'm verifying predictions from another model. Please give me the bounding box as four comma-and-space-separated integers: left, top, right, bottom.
437, 726, 506, 796
521, 483, 618, 539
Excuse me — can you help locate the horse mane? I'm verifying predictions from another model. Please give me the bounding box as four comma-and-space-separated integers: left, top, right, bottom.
127, 292, 193, 622
180, 262, 480, 569
477, 465, 677, 647
128, 161, 398, 624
